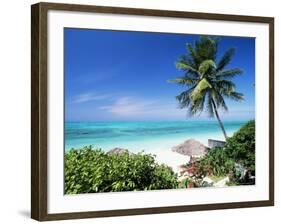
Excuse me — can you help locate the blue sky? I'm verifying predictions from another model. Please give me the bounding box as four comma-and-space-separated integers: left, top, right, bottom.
64, 28, 255, 121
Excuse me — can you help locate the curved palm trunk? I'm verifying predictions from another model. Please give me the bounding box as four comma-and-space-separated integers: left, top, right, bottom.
211, 99, 228, 140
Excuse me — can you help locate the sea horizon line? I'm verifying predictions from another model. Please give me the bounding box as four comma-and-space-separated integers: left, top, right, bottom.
65, 118, 254, 123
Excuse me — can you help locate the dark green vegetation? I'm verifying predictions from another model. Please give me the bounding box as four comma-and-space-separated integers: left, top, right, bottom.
224, 120, 255, 172
170, 36, 244, 140
65, 147, 178, 194
183, 120, 255, 187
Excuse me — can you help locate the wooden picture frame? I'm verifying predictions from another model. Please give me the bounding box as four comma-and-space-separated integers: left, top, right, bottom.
31, 2, 274, 221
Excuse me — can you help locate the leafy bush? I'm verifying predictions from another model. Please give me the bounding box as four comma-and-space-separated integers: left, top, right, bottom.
65, 146, 178, 194
180, 120, 255, 187
195, 147, 236, 177
224, 120, 255, 172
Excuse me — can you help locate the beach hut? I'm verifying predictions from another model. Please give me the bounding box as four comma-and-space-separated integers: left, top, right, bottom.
208, 139, 226, 148
172, 139, 208, 158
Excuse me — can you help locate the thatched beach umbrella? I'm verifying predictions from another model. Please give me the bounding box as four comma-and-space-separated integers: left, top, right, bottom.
172, 139, 208, 157
107, 147, 129, 155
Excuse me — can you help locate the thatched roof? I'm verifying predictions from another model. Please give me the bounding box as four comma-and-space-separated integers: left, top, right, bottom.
107, 147, 129, 155
172, 139, 208, 157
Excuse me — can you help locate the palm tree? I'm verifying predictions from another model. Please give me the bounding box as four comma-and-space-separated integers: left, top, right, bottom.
169, 36, 244, 140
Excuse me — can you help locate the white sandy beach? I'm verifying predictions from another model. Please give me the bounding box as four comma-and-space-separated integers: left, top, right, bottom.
153, 150, 190, 174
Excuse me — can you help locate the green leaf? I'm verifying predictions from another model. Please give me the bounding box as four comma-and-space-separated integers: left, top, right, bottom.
175, 61, 197, 72
191, 78, 211, 101
217, 48, 235, 71
198, 59, 216, 76
167, 77, 197, 86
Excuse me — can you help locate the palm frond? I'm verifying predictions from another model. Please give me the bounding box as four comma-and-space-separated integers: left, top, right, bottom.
190, 78, 211, 102
217, 48, 235, 72
198, 59, 216, 76
195, 36, 218, 61
175, 61, 197, 72
175, 55, 199, 77
186, 43, 200, 66
215, 80, 236, 94
217, 68, 243, 80
175, 88, 194, 108
168, 77, 198, 86
228, 92, 244, 101
188, 88, 208, 116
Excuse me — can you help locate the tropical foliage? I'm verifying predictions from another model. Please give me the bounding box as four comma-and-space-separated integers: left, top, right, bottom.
224, 120, 255, 172
65, 147, 178, 194
181, 120, 255, 187
170, 36, 244, 139
194, 147, 235, 177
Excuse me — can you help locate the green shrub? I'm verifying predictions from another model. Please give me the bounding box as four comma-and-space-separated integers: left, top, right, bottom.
224, 120, 255, 171
196, 147, 236, 177
182, 120, 255, 186
64, 146, 178, 194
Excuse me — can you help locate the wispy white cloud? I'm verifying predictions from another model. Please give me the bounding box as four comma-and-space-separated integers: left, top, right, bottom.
73, 93, 112, 103
99, 96, 184, 118
99, 97, 151, 115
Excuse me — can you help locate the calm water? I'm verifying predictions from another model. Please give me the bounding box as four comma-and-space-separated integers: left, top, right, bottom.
65, 120, 248, 152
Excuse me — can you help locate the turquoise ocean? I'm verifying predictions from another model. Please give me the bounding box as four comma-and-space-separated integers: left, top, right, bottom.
65, 120, 248, 153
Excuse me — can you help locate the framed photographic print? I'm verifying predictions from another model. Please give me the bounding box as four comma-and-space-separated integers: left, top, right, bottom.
31, 2, 274, 221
